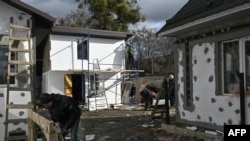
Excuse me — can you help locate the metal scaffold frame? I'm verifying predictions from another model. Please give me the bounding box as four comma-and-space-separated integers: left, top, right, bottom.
78, 34, 143, 110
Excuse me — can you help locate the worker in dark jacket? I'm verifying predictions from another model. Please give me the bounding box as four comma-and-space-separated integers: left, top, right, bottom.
129, 83, 136, 104
39, 93, 82, 141
140, 86, 156, 110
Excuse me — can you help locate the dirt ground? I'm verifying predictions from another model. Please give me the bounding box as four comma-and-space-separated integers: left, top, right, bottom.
78, 105, 205, 141
36, 104, 207, 141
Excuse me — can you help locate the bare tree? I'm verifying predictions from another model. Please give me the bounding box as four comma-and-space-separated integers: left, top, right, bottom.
127, 27, 176, 75
56, 9, 89, 28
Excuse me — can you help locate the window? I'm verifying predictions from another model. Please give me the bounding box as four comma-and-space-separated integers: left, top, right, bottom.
222, 40, 239, 94
185, 42, 191, 106
244, 41, 250, 94
221, 38, 250, 95
0, 46, 15, 84
77, 39, 88, 60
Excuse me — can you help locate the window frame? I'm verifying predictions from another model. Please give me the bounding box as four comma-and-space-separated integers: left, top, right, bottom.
0, 45, 15, 85
220, 37, 250, 95
77, 39, 88, 60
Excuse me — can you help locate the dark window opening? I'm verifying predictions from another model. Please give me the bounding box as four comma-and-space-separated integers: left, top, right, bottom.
185, 43, 191, 107
0, 46, 15, 84
77, 39, 88, 60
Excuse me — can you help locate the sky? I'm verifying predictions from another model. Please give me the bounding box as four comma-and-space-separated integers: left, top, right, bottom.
21, 0, 188, 31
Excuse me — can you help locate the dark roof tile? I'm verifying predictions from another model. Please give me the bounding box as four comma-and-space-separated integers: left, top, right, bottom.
159, 0, 250, 33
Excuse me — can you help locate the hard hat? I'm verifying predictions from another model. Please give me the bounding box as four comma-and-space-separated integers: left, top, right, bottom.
169, 74, 174, 80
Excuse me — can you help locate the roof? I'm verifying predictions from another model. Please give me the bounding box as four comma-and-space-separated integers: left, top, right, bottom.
3, 0, 56, 25
158, 0, 250, 35
52, 26, 133, 40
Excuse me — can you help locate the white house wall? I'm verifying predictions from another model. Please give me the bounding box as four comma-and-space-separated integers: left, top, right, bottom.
43, 70, 122, 106
176, 41, 250, 131
42, 71, 66, 94
0, 1, 33, 140
0, 88, 7, 139
100, 72, 122, 104
90, 38, 125, 70
0, 88, 31, 140
0, 1, 32, 35
44, 34, 126, 106
50, 34, 125, 71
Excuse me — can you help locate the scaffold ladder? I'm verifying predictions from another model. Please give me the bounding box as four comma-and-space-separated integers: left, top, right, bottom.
92, 58, 108, 109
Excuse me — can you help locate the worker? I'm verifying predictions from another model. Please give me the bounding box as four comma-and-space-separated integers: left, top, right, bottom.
140, 85, 157, 110
39, 93, 82, 141
126, 43, 136, 69
129, 83, 136, 104
168, 74, 175, 107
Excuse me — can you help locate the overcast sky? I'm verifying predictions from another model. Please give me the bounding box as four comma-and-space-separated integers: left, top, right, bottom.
21, 0, 188, 31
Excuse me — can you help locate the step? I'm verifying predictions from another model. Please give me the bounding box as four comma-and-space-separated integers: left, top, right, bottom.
6, 135, 28, 141
8, 60, 33, 65
4, 118, 27, 124
9, 48, 31, 52
8, 72, 32, 77
8, 87, 33, 91
10, 24, 30, 30
6, 104, 34, 109
9, 36, 30, 41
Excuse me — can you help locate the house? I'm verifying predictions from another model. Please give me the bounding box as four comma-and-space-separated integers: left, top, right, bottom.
0, 0, 133, 140
43, 26, 132, 110
158, 0, 250, 131
0, 0, 55, 140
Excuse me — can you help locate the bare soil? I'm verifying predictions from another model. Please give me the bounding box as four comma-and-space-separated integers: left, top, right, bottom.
78, 105, 205, 141
36, 104, 206, 141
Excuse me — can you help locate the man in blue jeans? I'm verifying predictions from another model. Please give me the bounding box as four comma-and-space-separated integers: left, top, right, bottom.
39, 93, 82, 141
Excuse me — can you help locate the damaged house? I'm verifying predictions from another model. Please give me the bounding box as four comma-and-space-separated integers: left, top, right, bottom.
158, 0, 250, 131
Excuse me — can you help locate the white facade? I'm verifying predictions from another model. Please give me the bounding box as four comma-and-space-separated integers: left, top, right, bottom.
0, 1, 130, 139
159, 0, 250, 132
49, 35, 125, 71
42, 34, 127, 108
176, 41, 250, 131
0, 2, 32, 34
0, 1, 33, 140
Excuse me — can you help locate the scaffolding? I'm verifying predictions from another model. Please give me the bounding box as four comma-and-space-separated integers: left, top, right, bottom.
78, 35, 143, 110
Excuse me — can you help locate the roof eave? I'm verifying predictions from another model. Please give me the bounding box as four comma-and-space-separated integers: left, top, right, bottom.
3, 0, 56, 24
52, 26, 133, 40
158, 3, 250, 37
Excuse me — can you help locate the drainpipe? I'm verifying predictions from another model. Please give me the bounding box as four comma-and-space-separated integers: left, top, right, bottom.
239, 73, 245, 125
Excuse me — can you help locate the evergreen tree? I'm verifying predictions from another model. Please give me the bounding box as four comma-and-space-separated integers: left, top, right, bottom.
71, 0, 145, 31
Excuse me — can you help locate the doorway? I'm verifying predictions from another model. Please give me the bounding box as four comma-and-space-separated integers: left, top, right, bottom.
64, 74, 85, 104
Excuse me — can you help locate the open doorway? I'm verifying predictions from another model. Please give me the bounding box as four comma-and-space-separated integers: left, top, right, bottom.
64, 74, 85, 104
